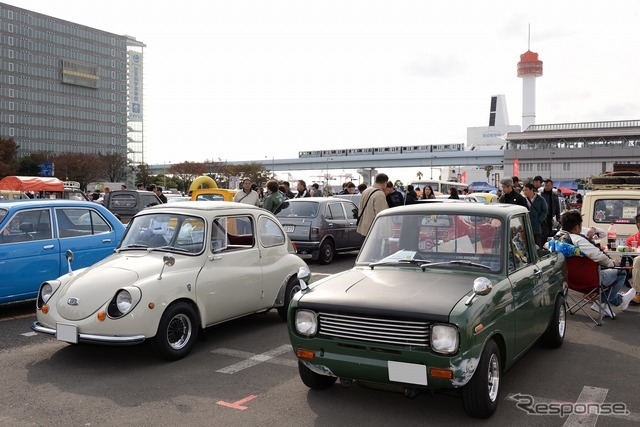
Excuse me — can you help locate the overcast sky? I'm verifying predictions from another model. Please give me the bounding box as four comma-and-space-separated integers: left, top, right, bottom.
7, 0, 640, 182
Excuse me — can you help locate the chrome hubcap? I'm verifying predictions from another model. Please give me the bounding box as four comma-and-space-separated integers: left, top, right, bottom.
167, 313, 192, 350
487, 353, 500, 402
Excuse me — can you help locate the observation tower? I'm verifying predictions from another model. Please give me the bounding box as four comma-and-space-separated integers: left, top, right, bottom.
517, 49, 543, 131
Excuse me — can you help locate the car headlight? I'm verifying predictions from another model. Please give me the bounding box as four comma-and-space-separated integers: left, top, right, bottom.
295, 309, 318, 336
40, 283, 53, 304
107, 288, 141, 318
430, 324, 459, 355
116, 290, 133, 313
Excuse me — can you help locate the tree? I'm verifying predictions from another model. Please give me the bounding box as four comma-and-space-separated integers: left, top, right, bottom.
484, 165, 494, 181
224, 162, 269, 187
98, 152, 129, 183
135, 163, 152, 188
17, 152, 49, 176
53, 153, 103, 190
0, 136, 20, 177
203, 158, 230, 188
169, 161, 207, 192
416, 171, 423, 180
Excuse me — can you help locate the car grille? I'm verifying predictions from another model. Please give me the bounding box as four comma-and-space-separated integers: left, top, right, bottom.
318, 312, 430, 348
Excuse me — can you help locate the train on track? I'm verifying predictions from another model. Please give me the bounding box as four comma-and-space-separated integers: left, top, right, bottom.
299, 143, 466, 158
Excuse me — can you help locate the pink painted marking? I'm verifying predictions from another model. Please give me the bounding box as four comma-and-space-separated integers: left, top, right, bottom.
216, 394, 257, 410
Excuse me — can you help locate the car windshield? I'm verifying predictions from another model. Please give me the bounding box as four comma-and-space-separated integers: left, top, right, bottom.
275, 201, 319, 218
356, 213, 504, 272
119, 213, 206, 254
0, 208, 7, 222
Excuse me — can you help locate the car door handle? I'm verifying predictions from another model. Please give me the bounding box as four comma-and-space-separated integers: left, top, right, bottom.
102, 238, 112, 243
533, 269, 542, 277
328, 223, 334, 227
43, 244, 55, 250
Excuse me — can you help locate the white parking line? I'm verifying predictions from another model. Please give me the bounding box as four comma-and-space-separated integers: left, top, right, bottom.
213, 344, 295, 374
21, 332, 37, 337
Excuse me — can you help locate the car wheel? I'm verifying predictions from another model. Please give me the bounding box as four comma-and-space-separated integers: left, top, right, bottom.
277, 276, 302, 321
298, 361, 337, 390
462, 339, 501, 418
319, 240, 335, 265
152, 301, 199, 361
540, 295, 566, 348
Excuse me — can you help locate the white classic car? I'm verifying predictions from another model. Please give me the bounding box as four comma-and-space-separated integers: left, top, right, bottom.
32, 201, 310, 360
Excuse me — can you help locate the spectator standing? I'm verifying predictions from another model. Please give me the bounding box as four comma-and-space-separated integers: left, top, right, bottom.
282, 181, 295, 199
533, 175, 544, 191
294, 180, 312, 198
233, 178, 260, 206
541, 179, 561, 237
625, 214, 640, 304
385, 181, 404, 207
523, 183, 548, 248
357, 183, 367, 194
136, 183, 145, 190
559, 210, 635, 317
448, 187, 460, 199
262, 180, 285, 213
310, 183, 323, 197
498, 178, 528, 208
102, 186, 112, 206
155, 186, 168, 203
405, 185, 418, 205
421, 185, 436, 200
512, 176, 522, 193
357, 173, 389, 237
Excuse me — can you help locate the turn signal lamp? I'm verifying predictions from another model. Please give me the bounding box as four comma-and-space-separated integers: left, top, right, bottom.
97, 311, 106, 322
41, 305, 49, 314
296, 349, 315, 360
148, 302, 155, 309
430, 368, 453, 379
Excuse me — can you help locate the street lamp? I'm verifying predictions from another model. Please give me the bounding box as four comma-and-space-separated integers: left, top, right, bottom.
549, 151, 556, 179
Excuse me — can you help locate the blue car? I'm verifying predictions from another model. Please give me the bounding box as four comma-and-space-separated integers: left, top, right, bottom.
0, 199, 126, 304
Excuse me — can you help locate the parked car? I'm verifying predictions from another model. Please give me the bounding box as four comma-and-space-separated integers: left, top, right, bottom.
275, 198, 364, 264
287, 203, 566, 418
32, 201, 309, 361
104, 189, 162, 223
470, 192, 498, 204
0, 199, 126, 304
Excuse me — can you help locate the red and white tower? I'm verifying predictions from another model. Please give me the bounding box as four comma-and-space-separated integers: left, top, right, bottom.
517, 49, 543, 131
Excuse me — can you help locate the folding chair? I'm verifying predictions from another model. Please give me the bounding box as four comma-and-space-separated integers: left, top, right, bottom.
565, 257, 615, 325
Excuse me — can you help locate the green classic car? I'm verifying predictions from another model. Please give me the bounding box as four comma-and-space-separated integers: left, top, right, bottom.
287, 203, 566, 418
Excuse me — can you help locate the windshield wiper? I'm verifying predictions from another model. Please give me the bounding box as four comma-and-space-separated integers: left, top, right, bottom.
118, 243, 148, 251
154, 245, 191, 253
420, 260, 492, 271
369, 259, 426, 269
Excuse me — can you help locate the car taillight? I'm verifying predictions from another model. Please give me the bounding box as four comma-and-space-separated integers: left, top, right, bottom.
291, 241, 297, 251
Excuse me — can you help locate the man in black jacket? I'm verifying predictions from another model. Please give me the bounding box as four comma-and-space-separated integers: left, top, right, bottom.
540, 179, 561, 237
498, 178, 528, 208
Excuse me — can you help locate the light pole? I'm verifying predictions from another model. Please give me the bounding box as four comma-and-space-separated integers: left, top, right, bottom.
549, 151, 556, 179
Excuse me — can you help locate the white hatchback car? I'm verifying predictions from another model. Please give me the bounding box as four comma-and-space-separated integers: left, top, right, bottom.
32, 201, 309, 360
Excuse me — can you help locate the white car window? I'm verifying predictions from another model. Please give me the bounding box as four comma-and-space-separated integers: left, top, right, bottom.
259, 216, 285, 247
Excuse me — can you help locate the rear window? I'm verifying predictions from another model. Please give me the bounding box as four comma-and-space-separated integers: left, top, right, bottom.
110, 194, 137, 208
275, 201, 319, 218
592, 199, 640, 225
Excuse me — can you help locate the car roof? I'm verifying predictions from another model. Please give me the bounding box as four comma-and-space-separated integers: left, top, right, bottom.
284, 198, 353, 204
379, 202, 528, 218
0, 199, 107, 209
141, 201, 271, 213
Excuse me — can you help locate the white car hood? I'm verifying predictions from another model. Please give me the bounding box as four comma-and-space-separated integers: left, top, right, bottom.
54, 253, 165, 320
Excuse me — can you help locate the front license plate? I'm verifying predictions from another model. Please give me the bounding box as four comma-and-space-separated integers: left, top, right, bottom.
56, 323, 78, 344
284, 225, 294, 233
388, 361, 428, 385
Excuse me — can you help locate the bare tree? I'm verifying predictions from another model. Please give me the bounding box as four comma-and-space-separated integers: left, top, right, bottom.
98, 152, 129, 183
0, 136, 20, 177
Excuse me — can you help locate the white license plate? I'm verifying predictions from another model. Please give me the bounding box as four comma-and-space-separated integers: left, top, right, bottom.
56, 323, 78, 344
284, 225, 295, 233
388, 361, 428, 385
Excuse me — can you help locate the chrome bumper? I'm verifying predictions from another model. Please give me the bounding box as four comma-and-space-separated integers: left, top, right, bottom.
31, 321, 146, 345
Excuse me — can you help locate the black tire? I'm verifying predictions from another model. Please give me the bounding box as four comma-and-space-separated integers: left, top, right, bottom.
152, 301, 199, 361
319, 240, 335, 265
540, 295, 566, 348
462, 339, 501, 418
277, 276, 301, 321
298, 361, 337, 390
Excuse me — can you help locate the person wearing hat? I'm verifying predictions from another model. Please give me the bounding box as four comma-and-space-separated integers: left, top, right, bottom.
499, 178, 528, 208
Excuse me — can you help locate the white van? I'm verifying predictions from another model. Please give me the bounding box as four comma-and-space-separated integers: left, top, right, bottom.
581, 175, 640, 247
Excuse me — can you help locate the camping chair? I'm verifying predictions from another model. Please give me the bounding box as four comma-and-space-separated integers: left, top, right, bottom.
565, 257, 615, 325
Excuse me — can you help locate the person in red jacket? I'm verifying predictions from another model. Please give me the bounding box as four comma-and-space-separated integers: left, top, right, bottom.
626, 214, 640, 304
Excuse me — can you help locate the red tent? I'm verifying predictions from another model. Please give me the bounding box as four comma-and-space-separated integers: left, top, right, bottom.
0, 176, 64, 192
558, 186, 576, 196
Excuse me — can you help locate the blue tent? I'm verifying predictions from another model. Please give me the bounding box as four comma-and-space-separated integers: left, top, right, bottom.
469, 181, 498, 192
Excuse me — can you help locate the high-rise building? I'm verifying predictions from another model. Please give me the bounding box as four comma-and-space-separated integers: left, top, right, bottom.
0, 3, 145, 167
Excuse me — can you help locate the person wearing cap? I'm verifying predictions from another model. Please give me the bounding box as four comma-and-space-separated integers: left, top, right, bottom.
498, 178, 528, 208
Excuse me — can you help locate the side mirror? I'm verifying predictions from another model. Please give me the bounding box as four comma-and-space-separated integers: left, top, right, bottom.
66, 249, 75, 274
298, 266, 311, 291
465, 277, 493, 306
158, 254, 175, 280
